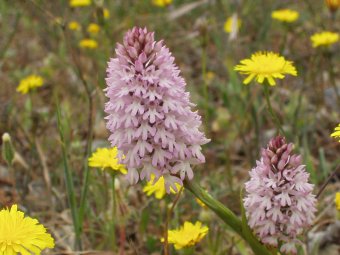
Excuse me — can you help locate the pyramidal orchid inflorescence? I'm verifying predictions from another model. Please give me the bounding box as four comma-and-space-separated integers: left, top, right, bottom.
243, 136, 317, 254
105, 27, 209, 192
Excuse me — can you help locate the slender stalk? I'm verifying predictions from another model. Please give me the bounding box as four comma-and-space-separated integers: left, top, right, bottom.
279, 26, 288, 54
164, 187, 183, 255
62, 26, 94, 236
56, 104, 82, 249
184, 180, 273, 255
263, 85, 285, 136
201, 31, 209, 124
61, 29, 94, 229
316, 164, 340, 199
110, 172, 117, 251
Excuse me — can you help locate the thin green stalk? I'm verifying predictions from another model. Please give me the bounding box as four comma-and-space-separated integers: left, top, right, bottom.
109, 172, 116, 251
184, 180, 273, 255
56, 104, 82, 249
63, 26, 94, 234
263, 85, 285, 136
164, 187, 183, 255
79, 158, 91, 228
279, 25, 289, 54
201, 32, 209, 124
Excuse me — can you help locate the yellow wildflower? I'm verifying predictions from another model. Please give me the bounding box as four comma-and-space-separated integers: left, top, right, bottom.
79, 39, 98, 49
16, 74, 44, 94
143, 174, 182, 199
69, 0, 91, 7
310, 31, 339, 48
271, 9, 299, 22
87, 23, 100, 34
224, 16, 241, 33
325, 0, 340, 12
162, 221, 209, 250
88, 147, 127, 174
103, 8, 110, 19
0, 204, 55, 254
234, 51, 297, 86
152, 0, 172, 7
330, 124, 340, 142
68, 21, 80, 31
335, 192, 340, 210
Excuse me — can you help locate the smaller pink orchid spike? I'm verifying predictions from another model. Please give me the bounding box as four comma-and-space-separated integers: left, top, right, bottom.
244, 136, 317, 254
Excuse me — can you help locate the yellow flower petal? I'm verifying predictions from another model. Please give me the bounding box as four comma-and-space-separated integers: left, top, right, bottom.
87, 23, 100, 34
271, 9, 299, 22
68, 21, 80, 31
310, 31, 339, 48
335, 192, 340, 211
330, 124, 340, 142
234, 51, 297, 86
69, 0, 91, 7
16, 75, 44, 94
163, 221, 209, 250
88, 147, 127, 173
143, 174, 182, 199
0, 205, 55, 254
103, 8, 110, 19
79, 39, 98, 49
152, 0, 172, 7
224, 16, 241, 33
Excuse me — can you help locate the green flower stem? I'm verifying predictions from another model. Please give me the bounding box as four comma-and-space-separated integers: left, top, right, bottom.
201, 31, 209, 124
110, 172, 116, 250
263, 84, 285, 136
56, 104, 82, 250
184, 180, 273, 255
164, 187, 184, 255
79, 160, 91, 228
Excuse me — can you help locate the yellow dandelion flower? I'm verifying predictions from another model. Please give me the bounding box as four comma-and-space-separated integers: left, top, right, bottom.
271, 9, 299, 23
69, 0, 91, 7
310, 31, 339, 48
143, 174, 182, 199
68, 21, 80, 31
87, 23, 100, 34
79, 39, 98, 49
88, 147, 127, 174
330, 124, 340, 142
325, 0, 340, 12
152, 0, 172, 7
162, 221, 209, 250
234, 51, 297, 86
16, 74, 44, 94
0, 204, 55, 254
224, 16, 241, 33
335, 192, 340, 210
103, 8, 110, 19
